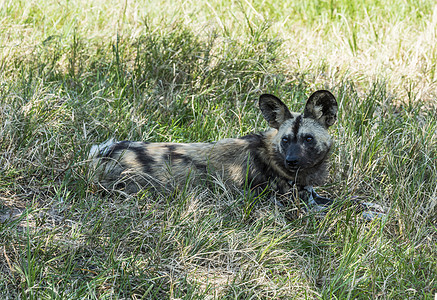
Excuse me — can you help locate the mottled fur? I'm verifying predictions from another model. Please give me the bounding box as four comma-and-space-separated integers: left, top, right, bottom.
89, 90, 338, 196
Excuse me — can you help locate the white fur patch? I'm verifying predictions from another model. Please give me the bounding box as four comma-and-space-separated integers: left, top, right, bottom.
89, 138, 117, 159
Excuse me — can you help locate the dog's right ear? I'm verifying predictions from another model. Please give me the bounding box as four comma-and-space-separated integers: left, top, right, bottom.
259, 94, 293, 129
303, 90, 338, 128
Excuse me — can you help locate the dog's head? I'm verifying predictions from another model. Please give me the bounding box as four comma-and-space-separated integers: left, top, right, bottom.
259, 90, 338, 173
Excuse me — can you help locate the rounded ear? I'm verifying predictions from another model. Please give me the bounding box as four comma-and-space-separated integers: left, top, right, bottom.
303, 90, 338, 128
259, 94, 293, 129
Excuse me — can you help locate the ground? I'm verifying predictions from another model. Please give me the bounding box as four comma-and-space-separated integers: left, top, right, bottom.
0, 0, 436, 299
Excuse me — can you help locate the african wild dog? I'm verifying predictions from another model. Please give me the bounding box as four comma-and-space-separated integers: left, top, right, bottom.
89, 90, 338, 203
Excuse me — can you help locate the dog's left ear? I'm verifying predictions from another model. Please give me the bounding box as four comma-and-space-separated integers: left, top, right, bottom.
304, 90, 338, 128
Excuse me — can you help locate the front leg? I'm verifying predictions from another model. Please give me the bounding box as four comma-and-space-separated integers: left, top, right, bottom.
303, 186, 334, 206
299, 186, 388, 221
294, 185, 334, 216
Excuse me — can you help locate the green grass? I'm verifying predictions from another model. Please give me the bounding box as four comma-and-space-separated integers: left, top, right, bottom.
1, 0, 436, 299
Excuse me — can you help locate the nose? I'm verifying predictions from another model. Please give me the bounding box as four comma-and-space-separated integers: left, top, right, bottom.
286, 156, 299, 167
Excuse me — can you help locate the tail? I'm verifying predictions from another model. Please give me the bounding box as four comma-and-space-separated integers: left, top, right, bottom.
88, 138, 118, 159
88, 138, 120, 191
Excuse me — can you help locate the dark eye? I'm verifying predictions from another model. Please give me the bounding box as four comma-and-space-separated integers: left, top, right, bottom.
305, 136, 314, 143
281, 137, 289, 144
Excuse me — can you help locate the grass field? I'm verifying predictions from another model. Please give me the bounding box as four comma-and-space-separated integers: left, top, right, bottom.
0, 0, 436, 298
